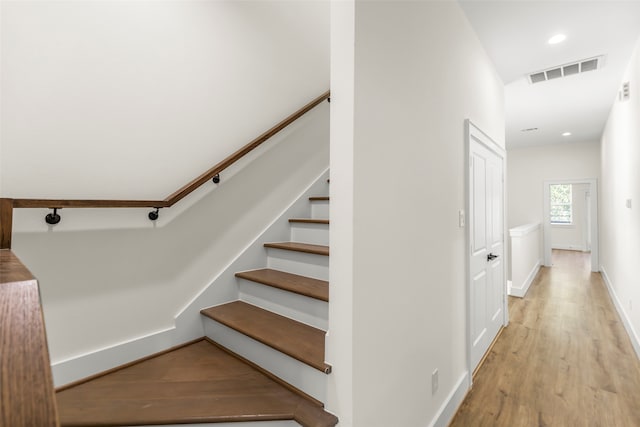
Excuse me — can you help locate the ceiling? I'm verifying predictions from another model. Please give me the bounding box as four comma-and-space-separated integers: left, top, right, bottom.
459, 1, 640, 149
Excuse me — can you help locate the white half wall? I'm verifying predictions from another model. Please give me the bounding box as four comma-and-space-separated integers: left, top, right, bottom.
600, 36, 640, 359
329, 2, 504, 426
509, 223, 542, 298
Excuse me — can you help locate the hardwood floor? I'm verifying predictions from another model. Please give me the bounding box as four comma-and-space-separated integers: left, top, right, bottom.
56, 339, 338, 426
451, 250, 640, 427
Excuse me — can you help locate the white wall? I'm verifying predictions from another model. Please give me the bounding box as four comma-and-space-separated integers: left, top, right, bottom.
550, 183, 590, 251
2, 1, 330, 366
508, 141, 600, 229
327, 1, 355, 425
1, 1, 328, 200
329, 2, 504, 426
600, 37, 640, 357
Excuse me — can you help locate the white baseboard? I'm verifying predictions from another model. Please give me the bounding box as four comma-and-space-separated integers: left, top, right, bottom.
51, 327, 177, 387
509, 260, 541, 298
600, 267, 640, 360
427, 371, 469, 427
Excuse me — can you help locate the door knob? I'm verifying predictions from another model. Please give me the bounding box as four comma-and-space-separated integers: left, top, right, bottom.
487, 253, 499, 261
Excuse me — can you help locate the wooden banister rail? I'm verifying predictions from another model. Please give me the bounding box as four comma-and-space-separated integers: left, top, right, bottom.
9, 91, 330, 210
0, 199, 13, 249
0, 250, 60, 426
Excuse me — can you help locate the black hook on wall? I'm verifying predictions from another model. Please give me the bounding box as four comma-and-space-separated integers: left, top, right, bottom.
148, 208, 161, 221
45, 208, 61, 225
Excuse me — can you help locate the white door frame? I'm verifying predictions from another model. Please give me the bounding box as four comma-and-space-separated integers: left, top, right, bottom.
543, 179, 599, 271
465, 119, 508, 388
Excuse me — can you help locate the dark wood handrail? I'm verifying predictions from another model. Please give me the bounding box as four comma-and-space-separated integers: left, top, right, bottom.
8, 91, 330, 211
0, 250, 60, 426
0, 199, 12, 249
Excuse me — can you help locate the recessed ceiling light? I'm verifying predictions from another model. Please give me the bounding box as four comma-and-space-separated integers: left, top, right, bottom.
548, 34, 567, 45
562, 132, 572, 136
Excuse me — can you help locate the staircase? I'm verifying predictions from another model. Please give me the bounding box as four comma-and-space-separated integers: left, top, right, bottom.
56, 191, 336, 427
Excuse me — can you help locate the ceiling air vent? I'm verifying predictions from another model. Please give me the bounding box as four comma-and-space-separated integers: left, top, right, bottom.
528, 56, 604, 84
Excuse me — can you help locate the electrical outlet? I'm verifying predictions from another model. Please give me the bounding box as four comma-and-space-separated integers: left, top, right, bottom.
432, 369, 439, 395
459, 210, 465, 228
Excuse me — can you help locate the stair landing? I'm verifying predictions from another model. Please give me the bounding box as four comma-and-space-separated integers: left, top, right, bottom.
56, 339, 337, 427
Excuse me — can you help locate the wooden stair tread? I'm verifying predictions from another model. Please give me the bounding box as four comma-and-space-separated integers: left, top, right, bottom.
289, 218, 329, 224
201, 301, 330, 373
236, 268, 329, 302
309, 196, 329, 201
264, 241, 329, 256
56, 340, 337, 427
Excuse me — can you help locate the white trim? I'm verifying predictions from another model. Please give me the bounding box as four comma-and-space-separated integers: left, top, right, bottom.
509, 222, 540, 237
550, 223, 575, 228
600, 267, 640, 359
543, 179, 599, 272
426, 371, 470, 427
51, 327, 177, 387
465, 119, 508, 389
508, 261, 541, 298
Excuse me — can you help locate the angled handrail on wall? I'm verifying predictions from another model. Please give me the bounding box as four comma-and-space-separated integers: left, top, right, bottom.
0, 90, 329, 238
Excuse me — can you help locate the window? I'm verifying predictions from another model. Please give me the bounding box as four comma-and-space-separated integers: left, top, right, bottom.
550, 184, 572, 224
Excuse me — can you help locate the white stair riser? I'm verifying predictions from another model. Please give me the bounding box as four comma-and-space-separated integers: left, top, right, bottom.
290, 223, 329, 246
203, 318, 327, 402
310, 201, 329, 219
238, 279, 328, 330
267, 248, 329, 281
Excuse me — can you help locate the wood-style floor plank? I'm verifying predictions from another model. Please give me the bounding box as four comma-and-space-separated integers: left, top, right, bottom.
450, 250, 640, 427
56, 339, 337, 427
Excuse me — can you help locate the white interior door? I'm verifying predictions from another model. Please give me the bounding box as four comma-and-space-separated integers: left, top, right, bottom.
469, 126, 505, 373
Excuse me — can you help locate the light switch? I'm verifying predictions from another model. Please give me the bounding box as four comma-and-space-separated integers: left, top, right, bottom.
626, 199, 632, 209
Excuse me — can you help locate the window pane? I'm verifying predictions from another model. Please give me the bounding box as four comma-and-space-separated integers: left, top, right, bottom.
550, 184, 572, 223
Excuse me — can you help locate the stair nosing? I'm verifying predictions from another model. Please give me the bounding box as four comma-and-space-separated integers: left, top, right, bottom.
201, 301, 331, 373
288, 218, 329, 225
236, 268, 329, 302
264, 242, 329, 256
